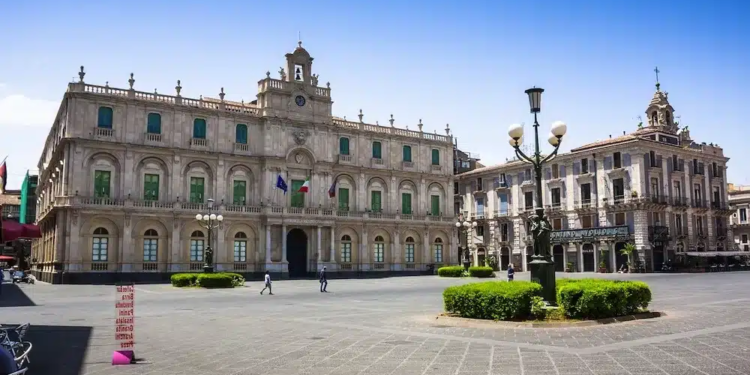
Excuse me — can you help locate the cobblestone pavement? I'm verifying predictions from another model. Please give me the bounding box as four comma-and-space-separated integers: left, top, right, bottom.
3, 272, 750, 375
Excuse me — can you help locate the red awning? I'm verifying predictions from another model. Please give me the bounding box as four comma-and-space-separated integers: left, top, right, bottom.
0, 255, 14, 261
1, 220, 41, 241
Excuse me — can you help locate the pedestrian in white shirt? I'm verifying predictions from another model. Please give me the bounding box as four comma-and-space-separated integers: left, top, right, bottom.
260, 271, 273, 295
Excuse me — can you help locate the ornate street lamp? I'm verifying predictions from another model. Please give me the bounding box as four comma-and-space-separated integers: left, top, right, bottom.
508, 87, 567, 305
195, 198, 224, 273
455, 214, 477, 271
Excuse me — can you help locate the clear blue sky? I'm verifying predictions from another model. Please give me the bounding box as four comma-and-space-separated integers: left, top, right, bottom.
0, 0, 747, 188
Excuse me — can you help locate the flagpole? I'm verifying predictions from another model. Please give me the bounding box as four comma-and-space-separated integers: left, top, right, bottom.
1, 156, 7, 164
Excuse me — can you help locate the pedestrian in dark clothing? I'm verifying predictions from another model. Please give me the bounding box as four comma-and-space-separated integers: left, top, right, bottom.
260, 271, 273, 295
319, 266, 328, 292
507, 263, 515, 282
0, 267, 4, 295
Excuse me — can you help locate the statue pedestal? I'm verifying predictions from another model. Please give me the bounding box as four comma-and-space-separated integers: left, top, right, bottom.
529, 256, 556, 305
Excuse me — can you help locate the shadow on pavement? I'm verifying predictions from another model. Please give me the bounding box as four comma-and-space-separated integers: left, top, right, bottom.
22, 325, 93, 375
0, 282, 36, 307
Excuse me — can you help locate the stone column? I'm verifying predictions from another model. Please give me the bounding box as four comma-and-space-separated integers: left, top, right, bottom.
265, 225, 271, 266
593, 244, 599, 270
171, 220, 181, 271
577, 244, 584, 272
362, 226, 369, 265
562, 245, 568, 270
216, 223, 226, 270
609, 241, 617, 272
121, 215, 132, 272
423, 228, 430, 265
317, 226, 322, 263
521, 245, 528, 272
281, 225, 288, 262
394, 231, 400, 270
330, 226, 336, 263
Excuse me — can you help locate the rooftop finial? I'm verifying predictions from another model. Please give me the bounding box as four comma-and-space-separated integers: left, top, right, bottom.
78, 66, 85, 83
389, 114, 395, 127
418, 119, 423, 132
445, 123, 450, 135
298, 31, 302, 48
128, 73, 135, 90
654, 66, 661, 91
175, 80, 182, 96
219, 87, 225, 101
358, 109, 364, 123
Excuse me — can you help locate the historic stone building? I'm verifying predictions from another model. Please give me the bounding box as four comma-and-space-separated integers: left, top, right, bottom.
32, 43, 456, 283
728, 184, 750, 252
456, 83, 736, 273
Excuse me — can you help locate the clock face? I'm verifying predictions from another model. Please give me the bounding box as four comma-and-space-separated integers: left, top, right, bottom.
295, 95, 306, 107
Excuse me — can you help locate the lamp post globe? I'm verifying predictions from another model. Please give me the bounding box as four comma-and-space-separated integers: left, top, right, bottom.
548, 133, 560, 146
508, 123, 524, 140
550, 121, 567, 137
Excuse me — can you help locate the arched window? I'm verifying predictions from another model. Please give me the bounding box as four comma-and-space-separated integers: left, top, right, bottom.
190, 230, 205, 262
92, 227, 109, 262
341, 235, 352, 263
405, 236, 415, 263
374, 235, 385, 263
234, 232, 247, 262
339, 137, 350, 155
143, 229, 158, 262
651, 111, 658, 124
147, 113, 161, 134
372, 141, 382, 159
193, 118, 207, 139
97, 107, 113, 129
235, 124, 248, 144
434, 238, 443, 263
665, 112, 671, 125
402, 145, 412, 162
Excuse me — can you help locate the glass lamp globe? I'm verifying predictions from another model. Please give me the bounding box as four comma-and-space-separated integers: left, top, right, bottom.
216, 215, 224, 222
463, 221, 470, 228
455, 221, 462, 228
548, 133, 560, 146
472, 222, 478, 227
195, 214, 202, 221
209, 213, 217, 221
202, 214, 210, 221
508, 123, 524, 140
550, 121, 567, 137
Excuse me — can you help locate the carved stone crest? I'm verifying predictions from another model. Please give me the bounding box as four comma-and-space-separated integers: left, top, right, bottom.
294, 153, 304, 164
292, 129, 310, 145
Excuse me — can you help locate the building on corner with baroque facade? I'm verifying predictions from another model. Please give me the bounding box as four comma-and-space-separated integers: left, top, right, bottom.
31, 43, 456, 284
455, 83, 738, 273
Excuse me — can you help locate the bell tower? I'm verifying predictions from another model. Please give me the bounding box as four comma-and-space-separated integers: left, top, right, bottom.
285, 41, 314, 85
645, 67, 677, 133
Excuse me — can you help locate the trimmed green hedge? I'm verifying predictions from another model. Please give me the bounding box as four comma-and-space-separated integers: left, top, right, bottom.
468, 266, 494, 278
171, 272, 246, 288
556, 278, 651, 319
437, 266, 464, 277
443, 281, 542, 320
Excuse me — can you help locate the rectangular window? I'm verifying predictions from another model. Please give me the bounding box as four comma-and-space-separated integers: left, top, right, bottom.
613, 178, 625, 200
371, 191, 382, 212
94, 170, 111, 198
453, 182, 458, 195
477, 198, 484, 217
401, 193, 412, 214
551, 188, 561, 207
235, 124, 248, 144
676, 215, 683, 234
582, 215, 593, 228
431, 195, 440, 216
581, 183, 591, 202
742, 234, 748, 244
552, 164, 559, 179
341, 242, 352, 263
693, 159, 699, 174
402, 145, 412, 162
92, 237, 108, 261
500, 223, 509, 241
498, 193, 508, 214
291, 180, 305, 208
553, 218, 562, 230
431, 149, 440, 165
524, 169, 532, 181
673, 155, 679, 170
189, 177, 205, 204
143, 239, 158, 262
372, 141, 382, 159
339, 137, 350, 155
405, 244, 415, 263
652, 212, 661, 225
524, 191, 534, 209
581, 159, 589, 174
374, 243, 384, 263
650, 151, 657, 167
694, 184, 702, 205
740, 208, 747, 223
613, 152, 622, 168
144, 174, 159, 201
147, 113, 161, 134
697, 217, 704, 235
97, 107, 113, 129
233, 180, 246, 205
338, 187, 350, 211
434, 244, 443, 263
193, 119, 207, 139
615, 212, 626, 226
477, 178, 483, 191
651, 177, 659, 198
234, 240, 247, 262
713, 187, 720, 208
190, 240, 204, 262
477, 225, 484, 236
674, 181, 682, 200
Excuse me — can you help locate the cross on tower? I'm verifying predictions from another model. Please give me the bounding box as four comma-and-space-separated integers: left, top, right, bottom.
654, 67, 661, 89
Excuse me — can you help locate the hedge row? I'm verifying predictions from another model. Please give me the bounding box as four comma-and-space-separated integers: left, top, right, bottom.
171, 272, 246, 288
443, 278, 651, 321
468, 266, 494, 278
437, 266, 494, 278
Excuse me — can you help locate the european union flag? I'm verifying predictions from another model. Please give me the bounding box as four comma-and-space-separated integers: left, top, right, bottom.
276, 175, 288, 194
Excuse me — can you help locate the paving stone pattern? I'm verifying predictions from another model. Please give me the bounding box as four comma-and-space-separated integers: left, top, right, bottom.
3, 272, 750, 375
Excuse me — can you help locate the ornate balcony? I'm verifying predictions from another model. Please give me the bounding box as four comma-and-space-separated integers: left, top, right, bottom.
574, 198, 596, 214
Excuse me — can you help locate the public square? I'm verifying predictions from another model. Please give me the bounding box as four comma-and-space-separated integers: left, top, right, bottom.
3, 272, 750, 375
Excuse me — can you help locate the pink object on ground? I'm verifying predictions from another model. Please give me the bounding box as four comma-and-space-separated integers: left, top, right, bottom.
112, 350, 134, 365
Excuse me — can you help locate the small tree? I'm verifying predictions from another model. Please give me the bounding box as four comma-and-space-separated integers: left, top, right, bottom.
620, 243, 637, 272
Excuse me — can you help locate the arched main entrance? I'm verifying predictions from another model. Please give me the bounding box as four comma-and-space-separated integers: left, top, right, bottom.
582, 243, 595, 272
287, 228, 308, 278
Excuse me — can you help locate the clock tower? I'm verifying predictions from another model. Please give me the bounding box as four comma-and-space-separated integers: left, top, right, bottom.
255, 41, 333, 122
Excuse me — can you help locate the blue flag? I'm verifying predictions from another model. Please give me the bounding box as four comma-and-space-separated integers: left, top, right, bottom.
276, 174, 288, 194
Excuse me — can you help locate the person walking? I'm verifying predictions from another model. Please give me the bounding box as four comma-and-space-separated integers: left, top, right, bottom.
260, 271, 273, 295
319, 266, 328, 292
0, 266, 4, 296
507, 263, 515, 282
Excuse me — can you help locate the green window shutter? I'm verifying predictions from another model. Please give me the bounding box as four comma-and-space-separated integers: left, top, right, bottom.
371, 191, 382, 212
235, 124, 248, 144
401, 193, 412, 214
338, 188, 349, 211
431, 195, 440, 216
403, 145, 412, 162
147, 113, 161, 134
193, 119, 207, 139
190, 177, 205, 203
97, 107, 113, 129
372, 142, 382, 159
339, 137, 350, 155
144, 174, 159, 201
290, 180, 305, 208
431, 149, 440, 165
94, 170, 111, 198
233, 180, 246, 205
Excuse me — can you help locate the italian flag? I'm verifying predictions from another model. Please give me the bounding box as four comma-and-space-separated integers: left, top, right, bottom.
298, 177, 310, 193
